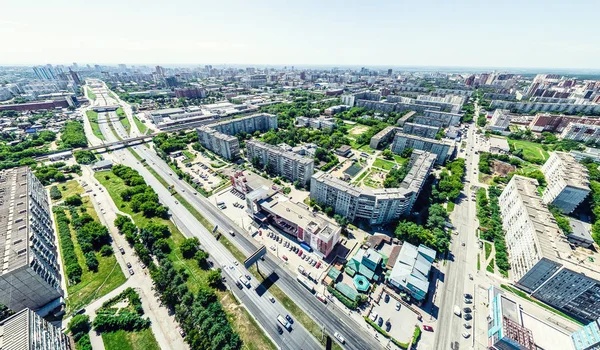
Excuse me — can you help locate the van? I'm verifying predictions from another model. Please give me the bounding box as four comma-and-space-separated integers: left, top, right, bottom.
454, 305, 462, 317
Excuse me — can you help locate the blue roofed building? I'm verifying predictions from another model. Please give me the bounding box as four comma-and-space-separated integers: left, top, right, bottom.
572, 319, 600, 350
346, 248, 383, 282
388, 242, 436, 303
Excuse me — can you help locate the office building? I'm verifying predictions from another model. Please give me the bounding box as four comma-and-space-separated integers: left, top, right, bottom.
488, 109, 511, 132
248, 192, 341, 258
541, 152, 590, 214
499, 175, 600, 323
246, 140, 314, 186
0, 167, 63, 312
310, 150, 436, 225
388, 243, 436, 303
197, 113, 277, 160
391, 132, 454, 165
402, 122, 439, 139
0, 308, 70, 350
561, 123, 600, 142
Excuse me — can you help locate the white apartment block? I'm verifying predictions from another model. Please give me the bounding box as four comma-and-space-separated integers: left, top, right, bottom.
246, 140, 314, 185
499, 175, 600, 322
487, 109, 511, 131
310, 150, 436, 225
0, 167, 63, 312
541, 152, 590, 214
390, 132, 454, 165
0, 308, 70, 350
560, 123, 600, 142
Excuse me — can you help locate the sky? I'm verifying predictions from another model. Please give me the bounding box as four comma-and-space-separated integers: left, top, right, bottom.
2, 0, 600, 69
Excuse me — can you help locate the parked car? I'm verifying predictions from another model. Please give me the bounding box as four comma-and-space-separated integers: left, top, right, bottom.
377, 317, 383, 327
463, 307, 472, 313
128, 268, 134, 275
423, 325, 434, 332
464, 323, 471, 329
462, 331, 471, 338
396, 302, 401, 311
177, 327, 185, 337
269, 296, 276, 303
126, 262, 132, 268
464, 313, 472, 321
384, 294, 390, 303
119, 246, 125, 254
464, 293, 473, 299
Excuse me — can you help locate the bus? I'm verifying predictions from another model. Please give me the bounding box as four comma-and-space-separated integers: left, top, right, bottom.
297, 274, 314, 293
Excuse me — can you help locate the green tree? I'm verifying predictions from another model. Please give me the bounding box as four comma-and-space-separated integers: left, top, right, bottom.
65, 194, 83, 206
206, 269, 222, 287
382, 149, 394, 160
49, 186, 62, 200
180, 238, 200, 259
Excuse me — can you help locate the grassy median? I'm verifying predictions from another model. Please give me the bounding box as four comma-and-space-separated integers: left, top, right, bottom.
86, 110, 105, 140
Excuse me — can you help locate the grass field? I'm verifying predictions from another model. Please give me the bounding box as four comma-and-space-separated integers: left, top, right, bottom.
373, 158, 396, 171
95, 170, 275, 349
393, 155, 408, 164
87, 88, 97, 101
363, 170, 384, 188
116, 108, 131, 133
486, 259, 495, 273
54, 181, 126, 313
508, 139, 549, 162
133, 116, 148, 134
101, 329, 160, 350
484, 242, 492, 260
86, 110, 105, 140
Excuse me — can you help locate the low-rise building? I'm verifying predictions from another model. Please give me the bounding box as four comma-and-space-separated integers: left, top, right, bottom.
334, 145, 352, 157
499, 175, 600, 323
310, 150, 436, 225
246, 140, 314, 186
570, 147, 600, 163
0, 308, 70, 350
388, 242, 436, 303
390, 132, 454, 164
541, 152, 590, 214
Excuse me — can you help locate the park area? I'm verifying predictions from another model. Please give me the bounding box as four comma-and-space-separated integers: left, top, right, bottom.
508, 139, 549, 163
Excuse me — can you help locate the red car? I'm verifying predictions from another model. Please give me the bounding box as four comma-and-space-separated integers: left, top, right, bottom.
315, 262, 321, 269
297, 249, 303, 256
423, 325, 434, 332
282, 255, 288, 261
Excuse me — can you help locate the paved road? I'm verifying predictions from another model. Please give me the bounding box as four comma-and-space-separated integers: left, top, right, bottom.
94, 97, 320, 350
95, 81, 383, 350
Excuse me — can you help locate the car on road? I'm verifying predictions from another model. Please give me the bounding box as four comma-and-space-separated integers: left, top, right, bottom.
269, 296, 276, 303
174, 200, 179, 204
423, 325, 434, 332
285, 315, 293, 324
282, 255, 288, 261
235, 281, 243, 289
469, 274, 473, 280
245, 274, 251, 280
396, 302, 401, 311
126, 262, 132, 268
177, 327, 185, 337
462, 331, 471, 338
454, 306, 462, 317
74, 308, 86, 315
334, 332, 345, 344
128, 268, 134, 275
276, 325, 284, 334
119, 246, 125, 254
234, 261, 239, 266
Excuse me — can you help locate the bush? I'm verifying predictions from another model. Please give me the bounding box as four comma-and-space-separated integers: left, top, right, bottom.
85, 251, 99, 272
100, 245, 114, 257
60, 121, 88, 148
65, 194, 83, 206
180, 238, 199, 259
74, 150, 97, 165
93, 310, 151, 332
49, 186, 62, 200
69, 314, 91, 342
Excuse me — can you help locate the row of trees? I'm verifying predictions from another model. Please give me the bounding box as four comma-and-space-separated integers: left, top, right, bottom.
383, 163, 409, 188
93, 288, 151, 332
68, 203, 111, 272
153, 131, 198, 154
476, 187, 510, 274
432, 158, 466, 203
68, 314, 92, 350
60, 121, 88, 148
581, 159, 600, 245
74, 150, 97, 164
111, 165, 169, 219
54, 208, 83, 283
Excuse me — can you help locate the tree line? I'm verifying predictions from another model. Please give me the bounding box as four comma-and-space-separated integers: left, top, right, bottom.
111, 165, 169, 219
476, 187, 510, 274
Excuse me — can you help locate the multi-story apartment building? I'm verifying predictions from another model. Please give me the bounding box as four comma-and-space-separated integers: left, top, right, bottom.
245, 140, 314, 186
196, 113, 277, 160
499, 175, 600, 322
369, 126, 399, 149
390, 132, 454, 164
529, 113, 600, 133
487, 109, 511, 131
560, 123, 600, 142
0, 167, 63, 312
402, 122, 439, 139
310, 150, 436, 225
541, 152, 590, 213
421, 110, 462, 127
0, 308, 70, 350
491, 100, 600, 115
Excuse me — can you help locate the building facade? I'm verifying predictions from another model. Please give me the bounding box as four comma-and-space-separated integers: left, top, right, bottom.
246, 140, 314, 186
402, 122, 440, 139
560, 123, 600, 142
310, 150, 436, 225
541, 152, 590, 214
0, 167, 64, 312
487, 109, 511, 132
0, 308, 71, 350
499, 175, 600, 323
369, 126, 398, 149
196, 113, 277, 160
390, 132, 453, 165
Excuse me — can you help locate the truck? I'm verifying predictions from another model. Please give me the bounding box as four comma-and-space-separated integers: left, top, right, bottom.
277, 314, 291, 331
239, 276, 250, 288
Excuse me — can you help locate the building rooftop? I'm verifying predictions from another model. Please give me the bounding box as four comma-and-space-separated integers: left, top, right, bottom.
389, 242, 436, 295
510, 176, 600, 280
247, 140, 314, 165
554, 151, 590, 190
0, 167, 31, 275
394, 131, 455, 146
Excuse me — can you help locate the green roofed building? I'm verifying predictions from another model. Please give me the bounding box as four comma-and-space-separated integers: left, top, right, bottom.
336, 282, 359, 301
346, 248, 382, 281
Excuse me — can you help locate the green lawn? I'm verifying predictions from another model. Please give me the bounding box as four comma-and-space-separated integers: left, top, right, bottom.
86, 88, 97, 101
393, 155, 408, 164
95, 170, 275, 349
101, 329, 160, 350
353, 170, 369, 183
373, 158, 396, 171
86, 110, 105, 140
116, 108, 131, 133
508, 139, 549, 162
133, 116, 149, 134
484, 242, 492, 260
447, 201, 455, 212
182, 150, 195, 162
486, 259, 495, 273
55, 182, 126, 313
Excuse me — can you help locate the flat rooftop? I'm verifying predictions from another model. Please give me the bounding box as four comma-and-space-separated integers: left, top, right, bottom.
555, 152, 590, 190
247, 140, 314, 165
0, 167, 30, 275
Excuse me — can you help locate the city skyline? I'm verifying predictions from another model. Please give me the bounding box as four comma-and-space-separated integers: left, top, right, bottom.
2, 0, 600, 69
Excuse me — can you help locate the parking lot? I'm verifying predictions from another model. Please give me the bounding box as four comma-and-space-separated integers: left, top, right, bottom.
369, 292, 422, 346
175, 156, 227, 192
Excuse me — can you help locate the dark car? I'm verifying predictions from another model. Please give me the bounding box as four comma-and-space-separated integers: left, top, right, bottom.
464, 313, 473, 321
464, 293, 473, 299
377, 317, 383, 327
285, 315, 293, 324
276, 325, 284, 334
463, 307, 472, 313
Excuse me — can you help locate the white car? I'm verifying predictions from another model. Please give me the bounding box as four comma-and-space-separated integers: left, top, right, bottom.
334, 332, 345, 344
462, 331, 471, 338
